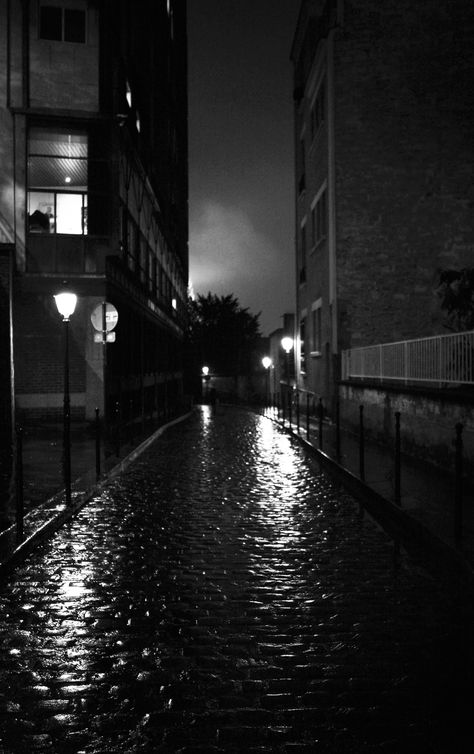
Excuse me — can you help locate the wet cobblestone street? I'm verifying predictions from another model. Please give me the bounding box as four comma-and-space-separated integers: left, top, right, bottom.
0, 406, 473, 753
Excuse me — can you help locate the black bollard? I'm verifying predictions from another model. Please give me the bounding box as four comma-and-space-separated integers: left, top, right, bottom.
16, 426, 24, 542
115, 401, 121, 457
306, 394, 310, 440
95, 407, 101, 481
288, 390, 292, 428
394, 411, 401, 506
454, 422, 463, 544
335, 399, 341, 463
296, 391, 300, 433
318, 398, 323, 450
359, 405, 365, 482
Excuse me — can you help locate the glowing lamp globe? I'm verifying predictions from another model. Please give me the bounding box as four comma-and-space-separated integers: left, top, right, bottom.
54, 292, 77, 321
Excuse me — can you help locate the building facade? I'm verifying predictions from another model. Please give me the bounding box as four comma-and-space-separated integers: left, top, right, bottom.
291, 0, 474, 409
0, 0, 188, 440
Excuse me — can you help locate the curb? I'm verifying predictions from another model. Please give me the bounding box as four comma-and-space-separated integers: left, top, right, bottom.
0, 411, 194, 580
266, 411, 474, 591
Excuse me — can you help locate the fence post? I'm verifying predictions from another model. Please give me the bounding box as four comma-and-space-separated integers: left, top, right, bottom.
394, 411, 401, 506
359, 405, 365, 481
335, 399, 341, 463
95, 407, 101, 481
115, 400, 121, 457
454, 422, 463, 544
16, 426, 24, 542
318, 398, 323, 450
306, 394, 310, 440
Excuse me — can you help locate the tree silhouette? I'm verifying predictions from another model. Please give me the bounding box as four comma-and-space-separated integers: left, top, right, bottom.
436, 268, 474, 332
187, 293, 261, 376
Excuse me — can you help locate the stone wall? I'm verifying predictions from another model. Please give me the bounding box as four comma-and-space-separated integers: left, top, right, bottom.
339, 381, 474, 479
334, 0, 474, 350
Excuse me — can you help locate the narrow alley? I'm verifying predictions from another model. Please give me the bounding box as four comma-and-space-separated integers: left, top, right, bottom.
0, 407, 472, 753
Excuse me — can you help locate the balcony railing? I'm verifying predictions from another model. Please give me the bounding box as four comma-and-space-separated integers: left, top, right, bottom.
341, 330, 474, 386
26, 234, 110, 275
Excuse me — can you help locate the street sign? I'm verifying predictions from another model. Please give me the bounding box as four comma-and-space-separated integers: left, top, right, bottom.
91, 302, 119, 332
94, 331, 116, 343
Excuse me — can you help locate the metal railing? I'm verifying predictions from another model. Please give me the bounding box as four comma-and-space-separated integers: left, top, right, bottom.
341, 330, 474, 385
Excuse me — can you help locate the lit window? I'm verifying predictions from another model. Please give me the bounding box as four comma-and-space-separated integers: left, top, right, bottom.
39, 5, 86, 43
28, 127, 88, 235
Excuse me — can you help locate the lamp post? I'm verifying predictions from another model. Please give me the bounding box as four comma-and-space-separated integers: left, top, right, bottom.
281, 336, 294, 424
202, 365, 210, 402
262, 356, 272, 407
54, 291, 77, 506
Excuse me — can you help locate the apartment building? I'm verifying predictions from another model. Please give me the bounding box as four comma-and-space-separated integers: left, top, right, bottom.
291, 0, 474, 407
0, 0, 188, 437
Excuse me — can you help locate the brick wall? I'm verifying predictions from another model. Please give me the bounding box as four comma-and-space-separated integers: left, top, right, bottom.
334, 0, 474, 349
13, 290, 86, 421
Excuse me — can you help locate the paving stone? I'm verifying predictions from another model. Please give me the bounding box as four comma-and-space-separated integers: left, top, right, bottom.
0, 406, 473, 751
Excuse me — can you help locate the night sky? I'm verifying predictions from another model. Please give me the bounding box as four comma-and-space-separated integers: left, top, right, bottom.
187, 0, 300, 336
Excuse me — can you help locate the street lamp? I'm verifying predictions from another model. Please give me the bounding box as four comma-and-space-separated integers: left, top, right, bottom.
262, 356, 272, 406
202, 365, 210, 402
54, 291, 77, 506
281, 336, 294, 423
281, 337, 294, 384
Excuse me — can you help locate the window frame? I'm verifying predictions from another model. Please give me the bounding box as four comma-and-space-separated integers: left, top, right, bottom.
27, 126, 88, 236
311, 299, 323, 356
38, 4, 87, 44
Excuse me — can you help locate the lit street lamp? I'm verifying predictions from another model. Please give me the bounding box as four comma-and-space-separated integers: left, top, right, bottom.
281, 336, 294, 384
281, 336, 294, 423
54, 291, 77, 506
262, 356, 272, 406
202, 365, 210, 401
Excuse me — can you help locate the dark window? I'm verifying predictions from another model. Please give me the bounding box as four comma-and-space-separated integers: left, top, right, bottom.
312, 306, 322, 353
310, 80, 325, 141
300, 318, 306, 373
39, 6, 86, 43
39, 6, 62, 40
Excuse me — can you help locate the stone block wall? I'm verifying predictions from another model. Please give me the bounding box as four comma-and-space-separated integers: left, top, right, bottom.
334, 0, 474, 350
339, 381, 474, 480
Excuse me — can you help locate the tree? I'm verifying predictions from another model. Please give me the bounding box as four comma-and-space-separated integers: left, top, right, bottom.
436, 268, 474, 332
187, 292, 261, 376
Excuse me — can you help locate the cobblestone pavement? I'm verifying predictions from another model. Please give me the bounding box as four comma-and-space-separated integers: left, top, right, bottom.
0, 406, 473, 753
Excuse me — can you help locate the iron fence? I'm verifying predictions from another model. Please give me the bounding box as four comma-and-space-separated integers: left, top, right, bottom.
342, 330, 474, 385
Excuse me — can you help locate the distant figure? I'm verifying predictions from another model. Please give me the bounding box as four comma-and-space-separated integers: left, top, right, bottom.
28, 209, 50, 232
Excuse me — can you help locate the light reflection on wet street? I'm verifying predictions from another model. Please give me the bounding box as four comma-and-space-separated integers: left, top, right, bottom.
0, 406, 473, 752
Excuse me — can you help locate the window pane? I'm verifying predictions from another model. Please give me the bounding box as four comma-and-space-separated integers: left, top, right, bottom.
56, 193, 84, 234
39, 6, 62, 40
64, 9, 86, 43
29, 129, 88, 189
28, 192, 55, 233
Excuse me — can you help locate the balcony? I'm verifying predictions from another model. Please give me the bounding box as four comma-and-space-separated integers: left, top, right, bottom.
25, 234, 110, 275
